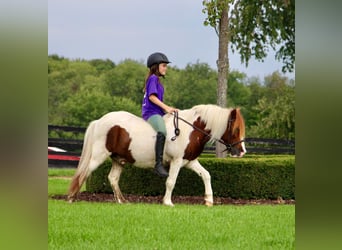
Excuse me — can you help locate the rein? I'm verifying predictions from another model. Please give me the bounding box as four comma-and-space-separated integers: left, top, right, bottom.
170, 112, 244, 153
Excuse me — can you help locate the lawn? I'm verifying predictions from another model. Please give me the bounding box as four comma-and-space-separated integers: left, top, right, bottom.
48, 168, 295, 249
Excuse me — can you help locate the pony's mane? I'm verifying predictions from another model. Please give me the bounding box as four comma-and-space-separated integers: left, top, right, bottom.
191, 104, 231, 143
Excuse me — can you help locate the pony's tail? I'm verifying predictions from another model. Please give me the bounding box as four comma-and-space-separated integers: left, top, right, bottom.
68, 120, 97, 202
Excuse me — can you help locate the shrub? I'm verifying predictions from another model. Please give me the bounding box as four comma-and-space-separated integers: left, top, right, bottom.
86, 155, 295, 199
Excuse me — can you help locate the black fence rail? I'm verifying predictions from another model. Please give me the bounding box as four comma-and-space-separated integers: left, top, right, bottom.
48, 125, 295, 167
244, 137, 295, 154
48, 138, 83, 152
202, 138, 294, 155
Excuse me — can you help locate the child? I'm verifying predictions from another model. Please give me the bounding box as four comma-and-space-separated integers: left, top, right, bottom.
142, 52, 178, 177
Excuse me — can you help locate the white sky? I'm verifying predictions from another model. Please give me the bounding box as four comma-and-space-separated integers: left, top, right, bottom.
48, 0, 294, 80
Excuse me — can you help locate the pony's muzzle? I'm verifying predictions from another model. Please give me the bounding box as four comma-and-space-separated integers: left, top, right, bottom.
230, 148, 246, 158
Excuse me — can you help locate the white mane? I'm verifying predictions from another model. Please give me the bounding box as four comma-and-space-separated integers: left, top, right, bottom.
191, 104, 231, 143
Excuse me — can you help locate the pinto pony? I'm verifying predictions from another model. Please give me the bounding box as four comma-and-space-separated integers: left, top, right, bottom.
68, 104, 246, 206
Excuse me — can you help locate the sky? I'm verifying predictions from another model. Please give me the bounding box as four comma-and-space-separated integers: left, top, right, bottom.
48, 0, 295, 80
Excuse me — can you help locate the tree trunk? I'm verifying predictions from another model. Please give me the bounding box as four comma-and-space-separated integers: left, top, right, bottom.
216, 2, 229, 158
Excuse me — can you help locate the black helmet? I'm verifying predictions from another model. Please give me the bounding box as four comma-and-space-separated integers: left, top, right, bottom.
147, 52, 171, 68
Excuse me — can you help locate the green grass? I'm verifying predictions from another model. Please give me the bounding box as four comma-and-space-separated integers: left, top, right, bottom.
48, 167, 295, 249
49, 200, 294, 249
48, 168, 76, 177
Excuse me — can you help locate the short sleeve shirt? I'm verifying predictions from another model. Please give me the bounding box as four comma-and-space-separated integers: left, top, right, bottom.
142, 74, 165, 120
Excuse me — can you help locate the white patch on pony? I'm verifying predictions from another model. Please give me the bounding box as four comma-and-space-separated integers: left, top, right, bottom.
241, 141, 247, 156
93, 111, 155, 167
163, 109, 197, 158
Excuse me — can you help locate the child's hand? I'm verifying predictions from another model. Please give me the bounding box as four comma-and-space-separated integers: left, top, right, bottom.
165, 106, 179, 114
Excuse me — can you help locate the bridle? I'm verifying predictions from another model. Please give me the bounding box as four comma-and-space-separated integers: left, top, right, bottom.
171, 111, 244, 154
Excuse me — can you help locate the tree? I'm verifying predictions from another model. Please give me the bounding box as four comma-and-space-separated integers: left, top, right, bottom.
60, 90, 141, 127
202, 0, 295, 157
165, 62, 217, 109
89, 59, 115, 75
227, 70, 250, 108
203, 0, 230, 157
48, 57, 101, 125
244, 77, 265, 127
248, 72, 295, 139
249, 85, 294, 139
230, 0, 295, 73
60, 91, 113, 127
104, 59, 146, 105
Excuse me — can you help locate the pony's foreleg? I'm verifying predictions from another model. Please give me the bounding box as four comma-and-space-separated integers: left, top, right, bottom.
108, 160, 127, 204
186, 159, 213, 207
163, 158, 183, 207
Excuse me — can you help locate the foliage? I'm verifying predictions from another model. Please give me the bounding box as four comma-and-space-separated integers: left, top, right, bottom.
230, 0, 295, 72
89, 58, 115, 74
48, 55, 295, 139
86, 155, 295, 199
103, 59, 146, 105
165, 62, 217, 109
60, 91, 113, 127
202, 0, 295, 73
227, 70, 251, 110
249, 72, 295, 139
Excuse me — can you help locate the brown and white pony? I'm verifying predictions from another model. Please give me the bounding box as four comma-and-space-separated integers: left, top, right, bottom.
68, 104, 246, 206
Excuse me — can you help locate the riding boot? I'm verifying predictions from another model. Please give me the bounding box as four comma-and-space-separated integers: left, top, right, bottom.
154, 132, 169, 178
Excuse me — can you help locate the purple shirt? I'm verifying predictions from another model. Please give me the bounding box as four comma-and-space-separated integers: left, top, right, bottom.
142, 74, 165, 120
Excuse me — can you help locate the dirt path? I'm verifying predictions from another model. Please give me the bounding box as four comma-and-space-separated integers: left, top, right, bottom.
52, 192, 295, 205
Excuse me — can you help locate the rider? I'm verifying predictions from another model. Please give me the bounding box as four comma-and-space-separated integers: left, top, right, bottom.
142, 52, 178, 178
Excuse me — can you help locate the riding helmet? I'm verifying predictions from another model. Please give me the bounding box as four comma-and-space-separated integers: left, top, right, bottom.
147, 52, 171, 68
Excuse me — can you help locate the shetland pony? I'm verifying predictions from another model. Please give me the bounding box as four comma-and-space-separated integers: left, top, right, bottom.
68, 104, 246, 206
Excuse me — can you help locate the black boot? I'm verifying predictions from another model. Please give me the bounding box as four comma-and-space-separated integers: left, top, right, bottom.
154, 132, 169, 178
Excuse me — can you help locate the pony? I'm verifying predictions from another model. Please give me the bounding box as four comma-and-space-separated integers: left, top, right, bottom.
68, 104, 246, 206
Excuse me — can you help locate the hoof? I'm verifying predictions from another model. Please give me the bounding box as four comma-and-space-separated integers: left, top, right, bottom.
67, 195, 75, 203
116, 199, 129, 204
163, 200, 174, 207
205, 201, 213, 207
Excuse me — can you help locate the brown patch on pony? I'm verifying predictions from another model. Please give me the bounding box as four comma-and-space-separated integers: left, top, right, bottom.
233, 108, 245, 138
183, 117, 211, 161
106, 125, 135, 163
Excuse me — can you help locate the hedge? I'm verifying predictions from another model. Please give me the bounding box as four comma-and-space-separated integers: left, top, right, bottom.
86, 155, 295, 200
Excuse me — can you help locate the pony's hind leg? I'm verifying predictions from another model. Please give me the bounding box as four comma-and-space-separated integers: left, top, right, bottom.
68, 151, 109, 202
68, 173, 83, 202
186, 159, 213, 206
108, 160, 127, 203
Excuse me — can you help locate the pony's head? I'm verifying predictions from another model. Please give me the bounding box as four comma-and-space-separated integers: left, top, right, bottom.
221, 108, 246, 157
188, 105, 246, 158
